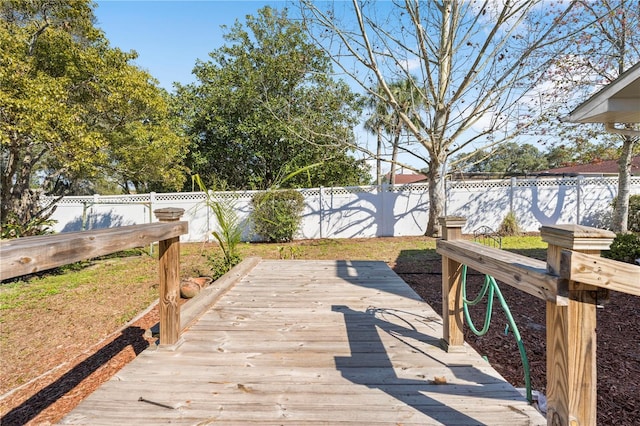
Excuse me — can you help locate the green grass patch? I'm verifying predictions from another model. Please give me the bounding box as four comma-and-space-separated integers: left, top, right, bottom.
0, 254, 152, 311
237, 237, 438, 262
1, 235, 546, 314
500, 235, 547, 260
500, 235, 546, 250
1, 273, 86, 311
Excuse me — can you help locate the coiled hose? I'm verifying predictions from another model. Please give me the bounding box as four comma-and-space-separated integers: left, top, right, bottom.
461, 264, 532, 403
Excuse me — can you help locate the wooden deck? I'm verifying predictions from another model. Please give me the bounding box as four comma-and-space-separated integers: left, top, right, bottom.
60, 260, 545, 425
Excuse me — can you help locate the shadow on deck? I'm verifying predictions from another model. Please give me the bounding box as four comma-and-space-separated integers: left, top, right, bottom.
59, 259, 545, 425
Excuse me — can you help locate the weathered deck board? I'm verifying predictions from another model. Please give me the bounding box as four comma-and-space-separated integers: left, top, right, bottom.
60, 260, 545, 425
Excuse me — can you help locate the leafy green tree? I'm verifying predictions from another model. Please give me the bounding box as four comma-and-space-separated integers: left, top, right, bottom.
174, 7, 369, 191
544, 141, 621, 169
0, 0, 188, 235
104, 87, 188, 194
454, 143, 547, 176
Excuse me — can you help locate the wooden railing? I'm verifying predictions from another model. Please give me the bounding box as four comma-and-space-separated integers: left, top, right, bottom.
0, 208, 189, 347
436, 217, 640, 426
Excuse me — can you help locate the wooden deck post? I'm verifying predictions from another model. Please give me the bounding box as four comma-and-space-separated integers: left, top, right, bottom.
154, 208, 185, 347
540, 225, 615, 426
438, 216, 466, 352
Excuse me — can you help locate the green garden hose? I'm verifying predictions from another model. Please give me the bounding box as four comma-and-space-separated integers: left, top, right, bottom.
461, 264, 533, 403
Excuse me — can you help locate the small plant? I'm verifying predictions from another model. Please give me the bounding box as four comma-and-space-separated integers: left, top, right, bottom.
277, 245, 302, 259
499, 211, 520, 236
251, 189, 305, 243
208, 251, 242, 279
193, 175, 244, 279
603, 233, 640, 265
1, 213, 55, 239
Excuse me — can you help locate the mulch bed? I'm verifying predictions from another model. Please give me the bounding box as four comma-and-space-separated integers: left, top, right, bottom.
401, 268, 640, 426
1, 261, 638, 425
0, 308, 160, 426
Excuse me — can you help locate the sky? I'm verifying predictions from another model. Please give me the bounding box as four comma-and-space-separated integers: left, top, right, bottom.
94, 1, 288, 91
92, 1, 560, 175
94, 1, 383, 171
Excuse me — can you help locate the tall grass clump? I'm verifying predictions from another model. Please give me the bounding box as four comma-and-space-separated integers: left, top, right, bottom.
499, 211, 521, 236
194, 175, 243, 279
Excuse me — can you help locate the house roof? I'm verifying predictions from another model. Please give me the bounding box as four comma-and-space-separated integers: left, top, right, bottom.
565, 61, 640, 125
385, 172, 428, 184
538, 156, 640, 176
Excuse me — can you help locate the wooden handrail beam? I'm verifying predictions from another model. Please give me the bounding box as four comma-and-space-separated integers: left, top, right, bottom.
436, 239, 565, 305
0, 222, 188, 281
560, 250, 640, 296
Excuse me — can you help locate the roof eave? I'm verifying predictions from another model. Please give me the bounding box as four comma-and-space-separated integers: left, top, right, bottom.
563, 62, 640, 129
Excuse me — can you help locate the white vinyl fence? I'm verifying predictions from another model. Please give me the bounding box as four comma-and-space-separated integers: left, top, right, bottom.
45, 176, 640, 242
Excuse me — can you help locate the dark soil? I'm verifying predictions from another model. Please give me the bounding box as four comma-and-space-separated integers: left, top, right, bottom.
0, 308, 160, 426
397, 266, 640, 426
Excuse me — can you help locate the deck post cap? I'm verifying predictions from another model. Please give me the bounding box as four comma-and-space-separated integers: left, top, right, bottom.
540, 224, 615, 251
154, 207, 185, 222
438, 216, 467, 228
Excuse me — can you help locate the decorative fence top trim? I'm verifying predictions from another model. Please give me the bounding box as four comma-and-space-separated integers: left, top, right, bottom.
42, 176, 639, 205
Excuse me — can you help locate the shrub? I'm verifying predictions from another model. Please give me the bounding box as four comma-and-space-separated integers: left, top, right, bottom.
498, 211, 520, 236
611, 194, 640, 232
603, 233, 640, 265
252, 189, 305, 243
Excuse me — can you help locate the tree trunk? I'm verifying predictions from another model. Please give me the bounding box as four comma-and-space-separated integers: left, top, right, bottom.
390, 130, 400, 185
1, 142, 57, 236
2, 146, 35, 226
426, 157, 445, 237
376, 126, 382, 186
423, 1, 453, 238
613, 136, 636, 233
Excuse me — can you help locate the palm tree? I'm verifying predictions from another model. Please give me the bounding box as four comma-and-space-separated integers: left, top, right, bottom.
363, 87, 392, 186
364, 79, 424, 185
